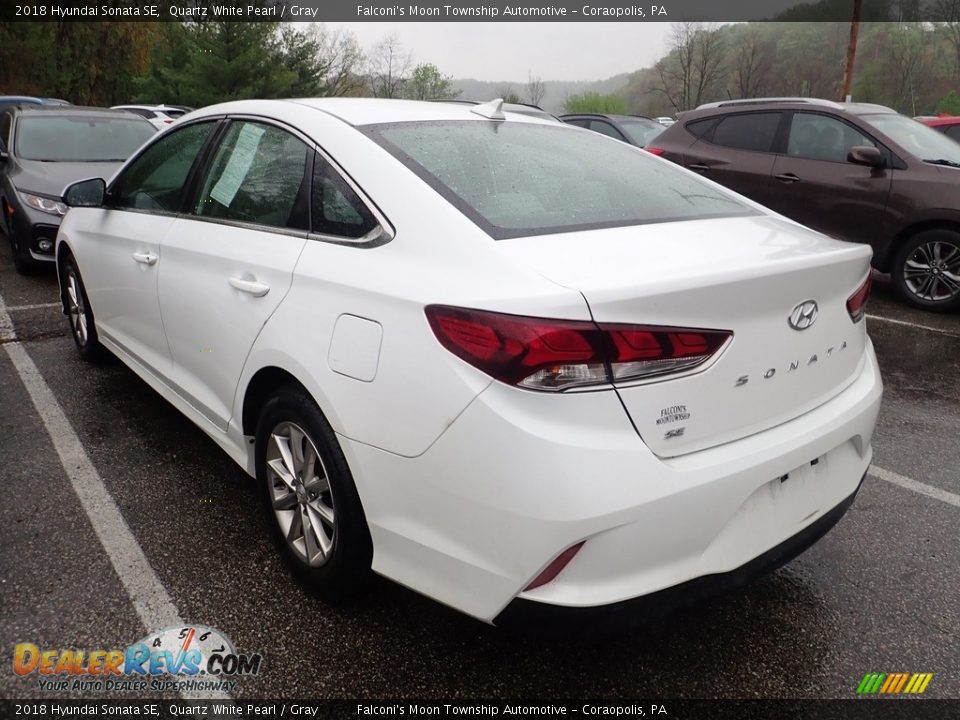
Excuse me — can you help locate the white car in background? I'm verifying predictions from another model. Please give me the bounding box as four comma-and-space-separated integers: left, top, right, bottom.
56, 98, 882, 629
655, 116, 676, 126
110, 104, 178, 131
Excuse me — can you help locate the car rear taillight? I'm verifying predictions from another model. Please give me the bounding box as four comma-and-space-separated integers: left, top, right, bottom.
846, 275, 872, 323
645, 147, 665, 156
425, 305, 731, 391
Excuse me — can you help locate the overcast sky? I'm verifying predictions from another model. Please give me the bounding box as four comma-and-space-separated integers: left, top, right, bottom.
327, 23, 676, 82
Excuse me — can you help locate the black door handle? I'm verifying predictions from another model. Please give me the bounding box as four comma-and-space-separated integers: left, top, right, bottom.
775, 173, 801, 183
687, 163, 709, 172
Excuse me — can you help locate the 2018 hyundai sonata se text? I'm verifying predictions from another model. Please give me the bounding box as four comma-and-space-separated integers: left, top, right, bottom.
56, 98, 882, 629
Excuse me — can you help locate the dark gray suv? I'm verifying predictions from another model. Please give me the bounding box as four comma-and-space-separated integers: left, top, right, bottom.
650, 98, 960, 312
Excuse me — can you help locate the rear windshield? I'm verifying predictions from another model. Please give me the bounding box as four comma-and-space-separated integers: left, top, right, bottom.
16, 115, 156, 162
365, 120, 752, 239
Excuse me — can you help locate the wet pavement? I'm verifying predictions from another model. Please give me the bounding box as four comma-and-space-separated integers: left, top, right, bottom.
0, 248, 958, 701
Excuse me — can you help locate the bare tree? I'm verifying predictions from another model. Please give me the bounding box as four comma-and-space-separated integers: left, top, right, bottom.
654, 22, 726, 112
367, 34, 412, 99
886, 23, 934, 116
733, 25, 772, 99
934, 0, 960, 77
315, 26, 365, 97
526, 72, 546, 106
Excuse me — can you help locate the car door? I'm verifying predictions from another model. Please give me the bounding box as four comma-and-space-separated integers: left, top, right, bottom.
157, 118, 312, 430
766, 111, 891, 244
74, 120, 218, 374
683, 111, 782, 206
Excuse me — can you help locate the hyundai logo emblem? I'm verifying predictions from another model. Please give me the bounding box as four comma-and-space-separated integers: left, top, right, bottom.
788, 300, 819, 331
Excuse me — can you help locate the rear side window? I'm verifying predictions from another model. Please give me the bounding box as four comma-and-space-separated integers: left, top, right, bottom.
366, 120, 752, 240
193, 121, 310, 231
711, 113, 780, 152
112, 121, 214, 212
312, 156, 378, 239
685, 117, 720, 139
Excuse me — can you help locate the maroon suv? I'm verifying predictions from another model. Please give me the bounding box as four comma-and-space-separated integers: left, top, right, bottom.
649, 98, 960, 312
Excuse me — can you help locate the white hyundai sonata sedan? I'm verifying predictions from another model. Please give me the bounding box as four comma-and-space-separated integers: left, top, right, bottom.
56, 98, 882, 630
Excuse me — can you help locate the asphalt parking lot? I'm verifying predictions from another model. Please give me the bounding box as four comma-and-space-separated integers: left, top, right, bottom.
0, 241, 958, 701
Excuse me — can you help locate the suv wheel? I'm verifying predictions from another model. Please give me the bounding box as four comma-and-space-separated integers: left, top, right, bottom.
255, 386, 372, 598
893, 229, 960, 312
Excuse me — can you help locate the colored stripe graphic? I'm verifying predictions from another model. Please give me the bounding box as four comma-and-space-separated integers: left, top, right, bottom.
857, 672, 933, 695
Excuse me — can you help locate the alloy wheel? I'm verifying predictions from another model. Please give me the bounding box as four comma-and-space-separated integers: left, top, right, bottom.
902, 239, 960, 302
66, 268, 88, 346
265, 422, 336, 567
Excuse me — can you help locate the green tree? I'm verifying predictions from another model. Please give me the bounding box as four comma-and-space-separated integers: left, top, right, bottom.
404, 63, 459, 101
938, 90, 960, 115
564, 92, 628, 114
0, 23, 156, 105
175, 22, 296, 107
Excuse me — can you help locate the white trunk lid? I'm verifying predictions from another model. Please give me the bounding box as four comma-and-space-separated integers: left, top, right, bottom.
498, 215, 872, 457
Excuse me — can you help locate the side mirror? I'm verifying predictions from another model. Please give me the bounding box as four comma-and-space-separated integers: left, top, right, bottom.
847, 145, 885, 168
63, 177, 106, 207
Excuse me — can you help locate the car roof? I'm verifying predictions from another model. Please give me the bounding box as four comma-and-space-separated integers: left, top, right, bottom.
13, 105, 151, 120
193, 98, 562, 127
560, 113, 652, 120
690, 97, 898, 117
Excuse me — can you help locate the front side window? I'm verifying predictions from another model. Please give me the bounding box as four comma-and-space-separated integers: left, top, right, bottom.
865, 113, 960, 166
366, 120, 752, 239
16, 115, 156, 162
112, 121, 215, 212
312, 156, 378, 239
787, 113, 875, 163
193, 121, 310, 231
711, 112, 781, 152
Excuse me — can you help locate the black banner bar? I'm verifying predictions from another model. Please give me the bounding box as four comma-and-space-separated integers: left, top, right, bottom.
1, 699, 958, 720
2, 0, 959, 23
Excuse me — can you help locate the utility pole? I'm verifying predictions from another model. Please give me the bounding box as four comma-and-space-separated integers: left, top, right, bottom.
840, 0, 863, 102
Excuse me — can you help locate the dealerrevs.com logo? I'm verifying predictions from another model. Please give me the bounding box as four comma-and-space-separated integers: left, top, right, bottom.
13, 625, 262, 693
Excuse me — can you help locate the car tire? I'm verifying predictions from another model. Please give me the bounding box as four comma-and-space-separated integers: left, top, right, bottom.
255, 386, 373, 599
61, 253, 108, 362
6, 214, 40, 276
892, 229, 960, 312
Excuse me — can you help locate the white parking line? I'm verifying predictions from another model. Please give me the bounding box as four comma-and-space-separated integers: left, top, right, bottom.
5, 302, 62, 312
869, 465, 960, 508
0, 291, 230, 701
866, 313, 960, 339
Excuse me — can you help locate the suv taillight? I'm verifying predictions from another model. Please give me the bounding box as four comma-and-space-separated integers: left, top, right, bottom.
846, 275, 872, 323
426, 305, 731, 391
645, 147, 665, 156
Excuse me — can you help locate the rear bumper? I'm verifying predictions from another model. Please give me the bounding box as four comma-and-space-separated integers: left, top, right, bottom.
494, 472, 863, 633
341, 340, 882, 622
